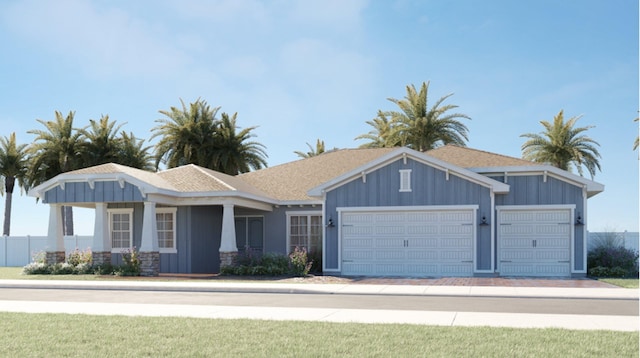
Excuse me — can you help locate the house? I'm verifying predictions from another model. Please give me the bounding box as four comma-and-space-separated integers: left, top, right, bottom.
28, 145, 604, 277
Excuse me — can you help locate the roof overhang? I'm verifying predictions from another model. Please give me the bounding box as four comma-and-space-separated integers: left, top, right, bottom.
307, 147, 510, 197
470, 165, 605, 198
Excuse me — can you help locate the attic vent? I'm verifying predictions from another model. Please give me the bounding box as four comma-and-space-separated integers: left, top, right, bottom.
399, 169, 412, 192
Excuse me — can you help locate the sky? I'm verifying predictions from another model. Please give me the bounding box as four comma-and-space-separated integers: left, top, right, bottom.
0, 0, 637, 236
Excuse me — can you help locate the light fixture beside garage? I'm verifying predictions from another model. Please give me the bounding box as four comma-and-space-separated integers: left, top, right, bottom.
479, 215, 489, 226
575, 213, 584, 226
326, 217, 335, 228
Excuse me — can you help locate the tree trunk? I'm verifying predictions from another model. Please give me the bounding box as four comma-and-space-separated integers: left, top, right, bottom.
3, 176, 15, 236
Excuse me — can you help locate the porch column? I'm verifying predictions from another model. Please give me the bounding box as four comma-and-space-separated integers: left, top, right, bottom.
91, 203, 111, 266
219, 203, 238, 268
46, 204, 65, 265
139, 201, 160, 276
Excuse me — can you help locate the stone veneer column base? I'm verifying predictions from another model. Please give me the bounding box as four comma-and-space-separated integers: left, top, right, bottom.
139, 251, 160, 276
219, 251, 238, 268
92, 251, 112, 266
45, 251, 65, 265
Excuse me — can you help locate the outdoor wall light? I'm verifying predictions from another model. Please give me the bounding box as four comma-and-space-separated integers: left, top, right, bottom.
327, 217, 335, 228
479, 215, 489, 226
575, 213, 584, 226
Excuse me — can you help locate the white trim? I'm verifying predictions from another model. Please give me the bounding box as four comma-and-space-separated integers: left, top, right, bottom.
579, 186, 588, 273
399, 169, 412, 192
156, 207, 177, 254
338, 205, 480, 213
108, 208, 134, 253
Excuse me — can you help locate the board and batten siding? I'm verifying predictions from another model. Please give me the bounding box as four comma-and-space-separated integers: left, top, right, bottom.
324, 158, 493, 272
44, 181, 145, 204
490, 174, 586, 271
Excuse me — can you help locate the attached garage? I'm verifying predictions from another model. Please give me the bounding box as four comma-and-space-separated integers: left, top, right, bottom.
497, 207, 573, 277
340, 207, 476, 277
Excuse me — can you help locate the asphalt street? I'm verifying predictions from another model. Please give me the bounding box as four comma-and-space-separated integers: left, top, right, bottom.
1, 288, 638, 316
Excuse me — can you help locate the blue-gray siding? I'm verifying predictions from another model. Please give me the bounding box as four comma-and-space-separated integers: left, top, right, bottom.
325, 158, 493, 271
44, 181, 144, 204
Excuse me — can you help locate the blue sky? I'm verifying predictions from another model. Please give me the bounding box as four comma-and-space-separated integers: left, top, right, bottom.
0, 0, 637, 236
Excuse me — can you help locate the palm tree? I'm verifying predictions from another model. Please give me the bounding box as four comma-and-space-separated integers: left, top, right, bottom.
28, 110, 84, 235
355, 110, 404, 148
0, 133, 29, 236
294, 139, 327, 158
521, 110, 601, 178
78, 115, 125, 167
117, 131, 154, 170
211, 112, 268, 174
151, 98, 221, 169
386, 81, 470, 151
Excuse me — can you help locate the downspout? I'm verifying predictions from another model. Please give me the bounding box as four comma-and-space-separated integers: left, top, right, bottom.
490, 190, 496, 273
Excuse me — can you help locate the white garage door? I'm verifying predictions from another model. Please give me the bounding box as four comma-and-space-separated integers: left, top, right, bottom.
341, 209, 474, 277
498, 209, 572, 277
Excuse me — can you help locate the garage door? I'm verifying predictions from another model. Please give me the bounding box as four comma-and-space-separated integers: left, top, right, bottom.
498, 209, 571, 277
341, 209, 474, 276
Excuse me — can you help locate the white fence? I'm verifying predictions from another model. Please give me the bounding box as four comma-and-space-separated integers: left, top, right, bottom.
0, 235, 93, 267
588, 231, 639, 253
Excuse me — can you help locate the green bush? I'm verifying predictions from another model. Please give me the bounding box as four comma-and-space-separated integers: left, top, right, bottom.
221, 250, 290, 276
22, 262, 51, 275
587, 244, 638, 278
289, 247, 313, 277
50, 263, 75, 275
67, 248, 92, 267
115, 248, 141, 276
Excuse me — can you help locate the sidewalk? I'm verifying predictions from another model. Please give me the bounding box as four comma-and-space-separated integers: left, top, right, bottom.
0, 279, 637, 331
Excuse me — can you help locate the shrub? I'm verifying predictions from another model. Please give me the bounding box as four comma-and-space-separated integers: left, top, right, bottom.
50, 262, 75, 275
289, 247, 313, 277
116, 248, 141, 276
221, 251, 290, 276
587, 245, 638, 278
22, 262, 50, 275
31, 251, 46, 264
67, 248, 92, 267
588, 266, 629, 278
94, 263, 115, 275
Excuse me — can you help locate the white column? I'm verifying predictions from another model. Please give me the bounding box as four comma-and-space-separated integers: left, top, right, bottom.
92, 203, 110, 252
140, 201, 158, 252
47, 204, 64, 251
220, 203, 237, 252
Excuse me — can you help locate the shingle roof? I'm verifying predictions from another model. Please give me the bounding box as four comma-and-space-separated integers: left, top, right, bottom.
239, 147, 398, 201
426, 145, 536, 168
158, 164, 270, 197
66, 163, 176, 191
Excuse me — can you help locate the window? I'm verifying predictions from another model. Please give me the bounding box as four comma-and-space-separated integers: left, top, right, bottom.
399, 169, 412, 192
235, 216, 264, 252
156, 208, 177, 253
109, 209, 133, 252
287, 212, 322, 254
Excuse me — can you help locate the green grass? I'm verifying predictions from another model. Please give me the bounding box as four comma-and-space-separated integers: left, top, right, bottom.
598, 278, 639, 288
0, 312, 637, 357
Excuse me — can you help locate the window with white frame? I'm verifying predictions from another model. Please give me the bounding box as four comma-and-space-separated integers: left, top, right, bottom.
156, 207, 177, 253
399, 169, 412, 192
109, 208, 133, 252
287, 212, 322, 254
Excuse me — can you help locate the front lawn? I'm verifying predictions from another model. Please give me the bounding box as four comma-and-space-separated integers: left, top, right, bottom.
598, 278, 639, 289
0, 312, 637, 357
